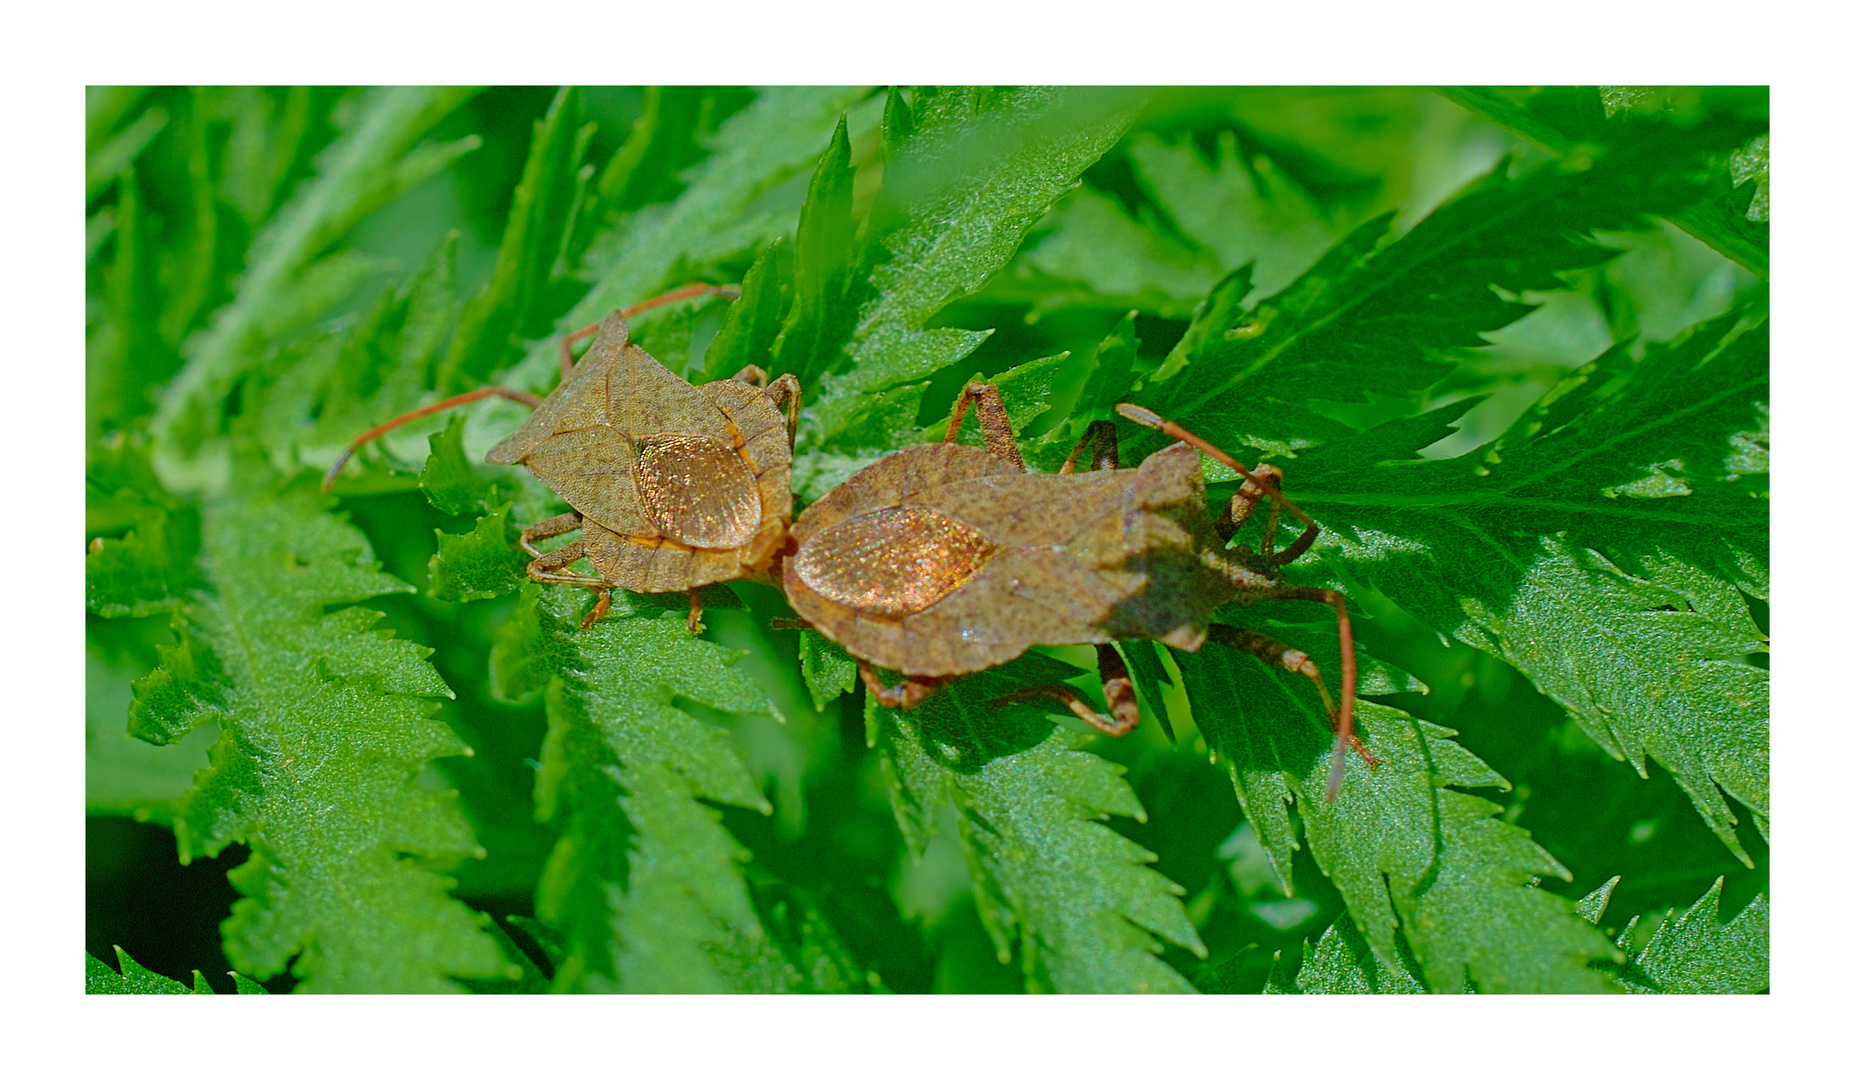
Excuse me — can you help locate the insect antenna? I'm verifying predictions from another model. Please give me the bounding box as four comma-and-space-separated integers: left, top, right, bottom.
327, 283, 745, 492
322, 385, 544, 492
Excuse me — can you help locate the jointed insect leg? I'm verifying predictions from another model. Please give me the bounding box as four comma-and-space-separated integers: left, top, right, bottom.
764, 373, 801, 450
857, 659, 946, 710
1207, 590, 1367, 801
1115, 404, 1320, 565
733, 367, 803, 450
519, 515, 621, 629
322, 385, 545, 492
1059, 421, 1120, 475
520, 512, 586, 558
686, 588, 705, 635
944, 382, 1026, 472
991, 643, 1141, 737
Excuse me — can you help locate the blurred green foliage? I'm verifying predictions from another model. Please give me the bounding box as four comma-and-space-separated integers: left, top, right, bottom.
87, 86, 1766, 994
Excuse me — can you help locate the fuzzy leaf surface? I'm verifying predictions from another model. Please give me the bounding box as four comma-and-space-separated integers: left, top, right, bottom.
93, 467, 503, 992
812, 87, 1144, 444
872, 657, 1204, 993
1284, 314, 1768, 859
1173, 638, 1619, 993
494, 586, 803, 992
155, 87, 480, 450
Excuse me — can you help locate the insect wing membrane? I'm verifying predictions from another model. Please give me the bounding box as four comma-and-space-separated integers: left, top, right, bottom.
634, 432, 761, 549
793, 506, 996, 616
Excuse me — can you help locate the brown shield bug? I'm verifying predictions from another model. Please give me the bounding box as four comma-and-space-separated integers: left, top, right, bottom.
780, 384, 1368, 798
324, 285, 799, 632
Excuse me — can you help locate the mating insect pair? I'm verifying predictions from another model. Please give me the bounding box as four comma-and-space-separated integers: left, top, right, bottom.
325, 289, 1369, 797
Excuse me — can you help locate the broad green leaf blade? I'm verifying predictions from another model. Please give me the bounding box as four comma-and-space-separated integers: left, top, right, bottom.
1617, 878, 1769, 993
97, 465, 503, 992
871, 658, 1204, 993
495, 586, 801, 992
812, 87, 1145, 446
1172, 640, 1619, 993
1134, 112, 1764, 458
1295, 312, 1768, 860
154, 86, 481, 452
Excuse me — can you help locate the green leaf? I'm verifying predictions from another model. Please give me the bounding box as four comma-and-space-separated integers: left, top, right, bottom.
798, 630, 857, 713
87, 644, 214, 823
812, 87, 1145, 444
495, 585, 801, 992
94, 166, 181, 434
1440, 86, 1768, 278
1613, 877, 1769, 993
1293, 915, 1427, 994
86, 506, 203, 620
1021, 184, 1216, 318
85, 945, 269, 995
419, 415, 518, 518
86, 947, 193, 994
1173, 640, 1619, 992
1022, 132, 1334, 315
516, 88, 877, 393
1294, 313, 1767, 860
775, 114, 858, 386
872, 657, 1204, 993
444, 87, 590, 387
110, 465, 502, 992
704, 238, 792, 380
154, 86, 481, 451
428, 503, 527, 603
86, 104, 168, 201
265, 235, 461, 469
1135, 111, 1764, 457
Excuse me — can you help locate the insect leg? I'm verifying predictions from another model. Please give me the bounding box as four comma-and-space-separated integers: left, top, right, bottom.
857, 659, 945, 709
1206, 608, 1368, 802
1058, 421, 1120, 474
686, 588, 705, 635
322, 385, 545, 492
762, 373, 802, 450
1214, 462, 1286, 543
943, 382, 1026, 471
991, 643, 1141, 736
519, 512, 585, 558
1115, 404, 1320, 564
523, 537, 620, 629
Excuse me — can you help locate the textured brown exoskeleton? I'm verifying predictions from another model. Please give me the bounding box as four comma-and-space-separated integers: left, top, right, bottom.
324, 286, 799, 633
781, 385, 1369, 799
